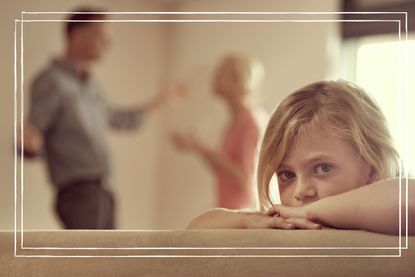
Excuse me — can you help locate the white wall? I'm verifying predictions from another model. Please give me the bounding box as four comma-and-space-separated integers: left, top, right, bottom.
0, 0, 341, 230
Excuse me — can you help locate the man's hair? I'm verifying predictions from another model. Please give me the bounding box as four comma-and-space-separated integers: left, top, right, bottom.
65, 7, 107, 37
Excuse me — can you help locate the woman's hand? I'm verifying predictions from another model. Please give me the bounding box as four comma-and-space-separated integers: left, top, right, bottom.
170, 132, 199, 152
170, 132, 212, 156
266, 204, 322, 230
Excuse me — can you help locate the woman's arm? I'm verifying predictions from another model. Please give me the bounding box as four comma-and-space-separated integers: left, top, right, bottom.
196, 143, 251, 187
171, 134, 250, 187
268, 178, 415, 235
172, 120, 259, 188
187, 208, 321, 230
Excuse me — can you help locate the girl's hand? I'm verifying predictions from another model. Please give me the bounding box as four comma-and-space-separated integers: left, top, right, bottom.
188, 208, 321, 229
241, 211, 296, 229
188, 208, 296, 229
266, 204, 322, 230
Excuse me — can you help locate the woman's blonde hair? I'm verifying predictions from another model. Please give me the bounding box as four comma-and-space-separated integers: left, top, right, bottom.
257, 80, 400, 211
219, 53, 265, 99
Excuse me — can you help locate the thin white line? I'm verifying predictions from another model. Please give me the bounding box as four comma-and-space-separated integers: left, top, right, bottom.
13, 254, 402, 258
23, 245, 410, 250
404, 12, 409, 250
13, 19, 18, 258
20, 246, 401, 250
20, 12, 24, 250
15, 19, 401, 23
398, 12, 409, 249
16, 12, 407, 256
398, 21, 402, 254
20, 11, 25, 249
396, 15, 403, 251
21, 11, 409, 15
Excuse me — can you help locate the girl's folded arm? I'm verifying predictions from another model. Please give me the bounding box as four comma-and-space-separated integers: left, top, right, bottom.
187, 208, 245, 229
307, 178, 415, 235
187, 208, 319, 230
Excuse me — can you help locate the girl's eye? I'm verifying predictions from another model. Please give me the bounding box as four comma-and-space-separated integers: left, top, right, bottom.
315, 163, 332, 174
278, 171, 296, 182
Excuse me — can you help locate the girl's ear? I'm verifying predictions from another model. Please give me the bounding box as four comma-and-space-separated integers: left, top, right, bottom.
367, 167, 377, 184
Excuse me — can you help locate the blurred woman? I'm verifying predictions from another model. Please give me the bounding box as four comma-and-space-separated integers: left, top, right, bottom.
171, 53, 266, 209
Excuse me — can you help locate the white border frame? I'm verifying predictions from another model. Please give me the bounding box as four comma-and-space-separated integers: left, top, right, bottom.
13, 11, 409, 258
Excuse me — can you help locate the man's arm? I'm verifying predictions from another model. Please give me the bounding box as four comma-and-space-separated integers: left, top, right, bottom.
108, 84, 187, 130
107, 106, 146, 130
23, 75, 62, 158
268, 178, 415, 235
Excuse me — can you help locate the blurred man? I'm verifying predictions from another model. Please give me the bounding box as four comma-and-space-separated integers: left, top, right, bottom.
23, 8, 183, 229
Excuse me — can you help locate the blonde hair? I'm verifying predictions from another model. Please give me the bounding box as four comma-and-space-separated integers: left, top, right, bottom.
257, 80, 400, 211
219, 53, 265, 99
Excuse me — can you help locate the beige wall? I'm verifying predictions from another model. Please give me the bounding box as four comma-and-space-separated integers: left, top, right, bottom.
0, 0, 168, 230
156, 0, 341, 229
0, 0, 341, 230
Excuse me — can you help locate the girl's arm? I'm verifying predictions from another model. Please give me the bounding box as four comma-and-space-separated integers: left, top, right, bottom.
268, 178, 415, 235
187, 208, 321, 230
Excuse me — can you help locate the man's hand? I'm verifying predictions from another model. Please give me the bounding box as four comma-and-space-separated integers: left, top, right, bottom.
161, 82, 188, 103
147, 83, 189, 113
17, 122, 44, 158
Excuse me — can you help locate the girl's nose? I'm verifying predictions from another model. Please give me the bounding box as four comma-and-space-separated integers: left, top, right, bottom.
293, 177, 317, 204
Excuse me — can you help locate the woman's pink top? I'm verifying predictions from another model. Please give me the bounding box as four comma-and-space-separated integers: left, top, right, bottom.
215, 108, 260, 209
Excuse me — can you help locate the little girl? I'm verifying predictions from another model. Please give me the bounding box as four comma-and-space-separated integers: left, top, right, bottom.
188, 80, 414, 235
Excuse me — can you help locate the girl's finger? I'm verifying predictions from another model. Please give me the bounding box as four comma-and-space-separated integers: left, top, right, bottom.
266, 205, 281, 216
285, 218, 321, 230
269, 215, 294, 229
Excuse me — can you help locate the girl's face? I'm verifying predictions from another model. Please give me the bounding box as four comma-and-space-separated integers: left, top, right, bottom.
276, 128, 374, 207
